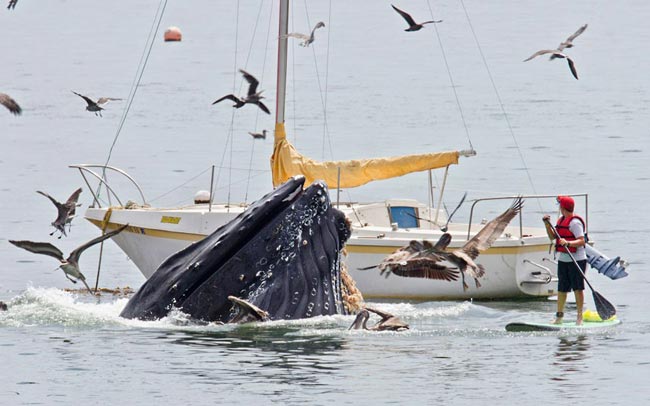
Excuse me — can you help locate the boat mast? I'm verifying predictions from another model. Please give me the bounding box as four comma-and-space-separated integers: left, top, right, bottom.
275, 0, 289, 131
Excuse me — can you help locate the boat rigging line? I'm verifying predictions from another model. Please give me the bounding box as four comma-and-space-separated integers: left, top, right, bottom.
457, 0, 542, 212
245, 0, 276, 204
425, 0, 474, 152
97, 0, 169, 204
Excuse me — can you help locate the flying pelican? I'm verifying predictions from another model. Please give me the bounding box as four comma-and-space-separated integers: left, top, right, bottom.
212, 69, 270, 114
72, 91, 122, 117
37, 188, 82, 238
7, 0, 17, 10
523, 50, 579, 80
358, 234, 459, 282
285, 21, 325, 47
9, 224, 129, 294
348, 307, 409, 331
0, 93, 21, 115
248, 130, 267, 140
391, 4, 442, 32
365, 197, 523, 291
437, 197, 524, 290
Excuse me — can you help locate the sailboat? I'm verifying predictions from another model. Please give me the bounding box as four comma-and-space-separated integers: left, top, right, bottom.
72, 0, 572, 300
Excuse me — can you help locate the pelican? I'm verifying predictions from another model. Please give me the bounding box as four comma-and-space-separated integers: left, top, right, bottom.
523, 50, 579, 80
365, 197, 523, 291
37, 188, 82, 238
358, 234, 459, 282
72, 91, 122, 117
7, 0, 17, 10
0, 93, 21, 115
9, 224, 129, 294
0, 301, 7, 311
391, 4, 442, 32
248, 130, 267, 140
348, 307, 409, 331
285, 21, 325, 47
212, 69, 270, 114
437, 197, 524, 290
227, 296, 270, 323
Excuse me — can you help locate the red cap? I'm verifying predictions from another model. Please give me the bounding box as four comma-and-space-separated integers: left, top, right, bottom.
557, 196, 575, 212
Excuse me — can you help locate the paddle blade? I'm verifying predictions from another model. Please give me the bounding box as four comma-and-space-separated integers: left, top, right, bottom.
593, 290, 616, 320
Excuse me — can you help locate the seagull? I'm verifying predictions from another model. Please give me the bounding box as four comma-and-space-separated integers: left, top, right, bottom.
7, 0, 17, 10
9, 224, 129, 294
0, 93, 21, 115
391, 4, 442, 32
552, 24, 588, 59
212, 69, 270, 114
248, 130, 267, 140
72, 91, 122, 117
285, 21, 326, 47
348, 307, 409, 331
37, 188, 82, 238
523, 50, 579, 80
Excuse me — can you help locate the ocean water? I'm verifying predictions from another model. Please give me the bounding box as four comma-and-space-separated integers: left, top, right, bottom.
1, 0, 649, 405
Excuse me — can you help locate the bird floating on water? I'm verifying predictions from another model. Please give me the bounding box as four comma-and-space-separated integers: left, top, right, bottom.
284, 21, 326, 47
212, 69, 270, 114
248, 130, 267, 140
523, 24, 587, 80
37, 188, 82, 238
9, 224, 129, 294
7, 0, 17, 10
391, 4, 442, 32
0, 93, 21, 115
364, 197, 524, 291
348, 307, 409, 331
72, 91, 122, 117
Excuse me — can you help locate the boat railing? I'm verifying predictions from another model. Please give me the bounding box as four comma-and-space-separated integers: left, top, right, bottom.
467, 193, 588, 240
69, 164, 148, 208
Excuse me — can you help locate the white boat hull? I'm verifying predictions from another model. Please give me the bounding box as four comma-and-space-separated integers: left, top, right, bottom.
85, 202, 558, 300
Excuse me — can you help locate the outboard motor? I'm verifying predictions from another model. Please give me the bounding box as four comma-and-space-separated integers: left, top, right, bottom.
585, 244, 628, 280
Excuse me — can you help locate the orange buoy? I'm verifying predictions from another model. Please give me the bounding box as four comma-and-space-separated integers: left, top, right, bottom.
164, 26, 182, 42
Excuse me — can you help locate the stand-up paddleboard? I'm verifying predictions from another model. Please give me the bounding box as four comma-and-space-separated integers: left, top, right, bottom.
506, 318, 620, 332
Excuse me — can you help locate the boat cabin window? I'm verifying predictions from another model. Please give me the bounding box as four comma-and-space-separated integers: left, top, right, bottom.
388, 206, 419, 229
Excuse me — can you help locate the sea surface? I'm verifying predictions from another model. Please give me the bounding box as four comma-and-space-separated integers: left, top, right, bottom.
2, 1, 649, 405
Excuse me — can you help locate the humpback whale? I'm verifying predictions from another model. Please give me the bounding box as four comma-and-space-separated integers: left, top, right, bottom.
120, 176, 352, 323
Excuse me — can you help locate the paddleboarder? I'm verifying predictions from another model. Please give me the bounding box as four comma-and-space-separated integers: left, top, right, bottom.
543, 196, 587, 325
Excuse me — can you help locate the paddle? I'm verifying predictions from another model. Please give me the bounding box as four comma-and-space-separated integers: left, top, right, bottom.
543, 217, 616, 320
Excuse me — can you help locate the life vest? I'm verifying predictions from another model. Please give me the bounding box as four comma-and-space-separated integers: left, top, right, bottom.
555, 215, 587, 253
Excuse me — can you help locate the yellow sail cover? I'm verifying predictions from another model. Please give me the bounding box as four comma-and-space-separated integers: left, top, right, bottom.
271, 123, 460, 188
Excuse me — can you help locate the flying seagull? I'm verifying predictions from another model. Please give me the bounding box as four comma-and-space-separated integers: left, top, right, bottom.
552, 24, 588, 59
248, 130, 267, 140
0, 93, 21, 115
391, 4, 442, 32
37, 188, 82, 238
72, 91, 122, 117
7, 0, 17, 10
212, 69, 270, 114
348, 307, 409, 331
285, 21, 326, 47
9, 224, 129, 294
523, 50, 579, 80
